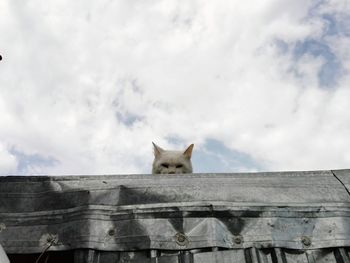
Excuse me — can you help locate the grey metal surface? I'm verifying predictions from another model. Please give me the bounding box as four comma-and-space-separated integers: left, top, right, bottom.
1, 169, 350, 262
333, 169, 350, 195
0, 244, 9, 263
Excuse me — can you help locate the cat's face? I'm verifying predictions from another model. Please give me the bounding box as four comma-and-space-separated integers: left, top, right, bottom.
152, 143, 194, 174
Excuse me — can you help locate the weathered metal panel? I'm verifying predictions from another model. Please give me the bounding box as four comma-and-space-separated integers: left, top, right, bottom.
1, 169, 350, 262
332, 169, 350, 194
1, 170, 349, 212
193, 249, 245, 262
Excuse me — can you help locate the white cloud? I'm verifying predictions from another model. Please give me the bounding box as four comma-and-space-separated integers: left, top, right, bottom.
0, 0, 349, 174
0, 143, 17, 175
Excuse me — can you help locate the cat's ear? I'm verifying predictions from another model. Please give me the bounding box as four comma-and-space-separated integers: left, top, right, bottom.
183, 144, 194, 159
152, 142, 164, 158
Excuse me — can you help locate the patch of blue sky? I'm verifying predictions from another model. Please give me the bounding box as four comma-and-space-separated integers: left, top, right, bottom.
116, 112, 143, 126
305, 0, 350, 36
320, 13, 350, 37
322, 14, 340, 36
165, 136, 186, 146
192, 139, 263, 173
274, 8, 348, 88
9, 148, 59, 174
293, 39, 342, 87
274, 39, 289, 54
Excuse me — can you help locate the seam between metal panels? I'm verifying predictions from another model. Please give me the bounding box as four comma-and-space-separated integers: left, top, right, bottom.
331, 170, 350, 197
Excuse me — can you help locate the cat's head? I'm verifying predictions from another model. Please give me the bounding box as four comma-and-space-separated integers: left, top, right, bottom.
152, 142, 194, 174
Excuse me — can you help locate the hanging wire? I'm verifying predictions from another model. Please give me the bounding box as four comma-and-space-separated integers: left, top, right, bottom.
35, 236, 56, 263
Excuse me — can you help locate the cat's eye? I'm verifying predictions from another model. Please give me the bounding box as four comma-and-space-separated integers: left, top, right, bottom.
161, 163, 169, 168
176, 164, 183, 168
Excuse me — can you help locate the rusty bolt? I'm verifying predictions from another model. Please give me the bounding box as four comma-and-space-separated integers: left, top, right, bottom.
177, 235, 185, 242
301, 236, 311, 246
175, 233, 188, 246
108, 229, 116, 236
233, 235, 243, 244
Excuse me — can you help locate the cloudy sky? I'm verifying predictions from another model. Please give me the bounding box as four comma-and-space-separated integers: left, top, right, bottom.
0, 0, 349, 175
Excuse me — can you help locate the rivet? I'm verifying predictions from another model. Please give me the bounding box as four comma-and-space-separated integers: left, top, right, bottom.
175, 233, 188, 246
233, 235, 243, 244
301, 236, 311, 246
108, 229, 116, 236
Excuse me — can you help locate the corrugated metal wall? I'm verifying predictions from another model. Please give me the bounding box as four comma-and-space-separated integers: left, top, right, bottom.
1, 169, 350, 263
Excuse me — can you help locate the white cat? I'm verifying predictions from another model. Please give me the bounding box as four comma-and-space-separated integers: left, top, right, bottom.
152, 142, 194, 174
